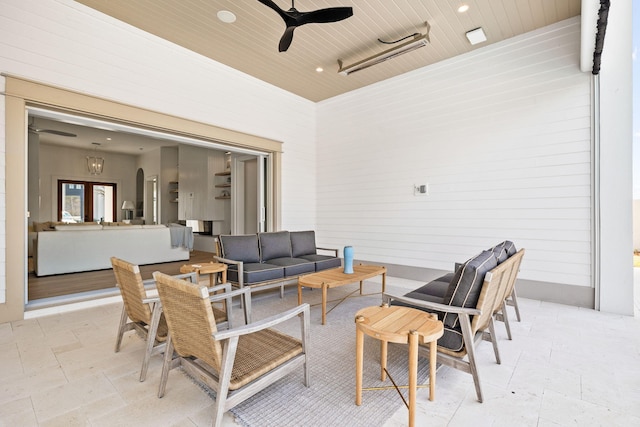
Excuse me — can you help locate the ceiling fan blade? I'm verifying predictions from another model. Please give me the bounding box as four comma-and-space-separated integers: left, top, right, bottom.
297, 7, 353, 25
278, 26, 296, 52
256, 0, 287, 19
257, 0, 353, 52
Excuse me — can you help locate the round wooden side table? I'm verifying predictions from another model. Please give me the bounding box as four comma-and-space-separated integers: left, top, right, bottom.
355, 304, 444, 427
180, 262, 227, 286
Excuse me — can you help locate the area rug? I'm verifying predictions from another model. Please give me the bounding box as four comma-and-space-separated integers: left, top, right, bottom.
193, 283, 434, 427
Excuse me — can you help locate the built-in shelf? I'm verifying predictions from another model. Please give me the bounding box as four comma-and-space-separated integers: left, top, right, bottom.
215, 171, 231, 176
215, 196, 231, 200
215, 184, 231, 188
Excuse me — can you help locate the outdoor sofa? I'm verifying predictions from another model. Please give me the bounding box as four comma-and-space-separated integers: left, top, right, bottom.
215, 230, 341, 295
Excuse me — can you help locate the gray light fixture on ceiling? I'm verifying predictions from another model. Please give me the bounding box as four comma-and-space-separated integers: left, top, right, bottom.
338, 23, 430, 76
465, 27, 487, 45
87, 142, 104, 175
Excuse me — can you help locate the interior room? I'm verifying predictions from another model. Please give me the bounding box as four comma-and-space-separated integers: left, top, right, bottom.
0, 0, 637, 426
26, 111, 267, 306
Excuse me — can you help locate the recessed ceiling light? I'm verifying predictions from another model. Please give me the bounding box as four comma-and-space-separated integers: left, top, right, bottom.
457, 4, 469, 13
217, 10, 236, 24
466, 27, 487, 45
316, 67, 323, 73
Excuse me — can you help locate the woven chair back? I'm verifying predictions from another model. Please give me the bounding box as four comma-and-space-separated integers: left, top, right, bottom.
111, 257, 152, 324
154, 272, 223, 371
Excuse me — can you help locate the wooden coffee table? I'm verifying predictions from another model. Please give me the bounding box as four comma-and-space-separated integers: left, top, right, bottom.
297, 264, 386, 325
355, 304, 443, 427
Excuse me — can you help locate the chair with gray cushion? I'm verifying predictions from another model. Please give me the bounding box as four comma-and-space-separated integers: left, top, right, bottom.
384, 247, 525, 402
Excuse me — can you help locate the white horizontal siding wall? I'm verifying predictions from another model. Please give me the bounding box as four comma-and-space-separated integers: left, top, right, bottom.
317, 17, 591, 288
0, 0, 318, 306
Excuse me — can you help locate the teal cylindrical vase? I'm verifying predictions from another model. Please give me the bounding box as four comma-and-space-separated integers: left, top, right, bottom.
343, 246, 354, 274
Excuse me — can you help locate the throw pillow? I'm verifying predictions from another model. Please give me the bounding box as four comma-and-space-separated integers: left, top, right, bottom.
443, 250, 498, 328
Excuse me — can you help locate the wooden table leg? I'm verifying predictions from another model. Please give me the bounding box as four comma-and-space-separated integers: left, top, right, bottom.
297, 282, 303, 305
381, 272, 386, 293
408, 330, 418, 427
380, 340, 388, 381
355, 323, 364, 406
221, 269, 227, 284
429, 339, 437, 401
321, 283, 327, 325
360, 280, 363, 295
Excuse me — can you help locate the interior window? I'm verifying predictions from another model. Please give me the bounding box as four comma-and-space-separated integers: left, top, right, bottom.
58, 180, 116, 223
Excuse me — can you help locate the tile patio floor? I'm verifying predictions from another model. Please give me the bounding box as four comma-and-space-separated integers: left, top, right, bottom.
1, 275, 639, 426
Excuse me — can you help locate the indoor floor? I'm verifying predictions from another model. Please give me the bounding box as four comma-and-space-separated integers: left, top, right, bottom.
1, 276, 639, 426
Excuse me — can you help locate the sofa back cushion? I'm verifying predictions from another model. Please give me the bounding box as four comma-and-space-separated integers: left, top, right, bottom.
219, 234, 260, 263
489, 240, 517, 263
290, 230, 317, 257
443, 250, 498, 328
258, 231, 292, 261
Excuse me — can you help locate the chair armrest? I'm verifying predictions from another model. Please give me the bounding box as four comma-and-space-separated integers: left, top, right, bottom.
383, 292, 482, 316
141, 296, 160, 304
208, 286, 251, 303
213, 303, 309, 340
207, 283, 232, 294
214, 256, 243, 266
316, 247, 339, 257
142, 278, 156, 287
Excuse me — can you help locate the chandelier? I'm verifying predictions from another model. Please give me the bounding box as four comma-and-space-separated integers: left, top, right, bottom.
87, 142, 104, 175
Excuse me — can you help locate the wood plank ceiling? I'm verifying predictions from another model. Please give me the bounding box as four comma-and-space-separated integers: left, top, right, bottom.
75, 0, 581, 102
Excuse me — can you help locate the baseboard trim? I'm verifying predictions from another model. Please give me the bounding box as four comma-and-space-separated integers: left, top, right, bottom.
365, 260, 595, 309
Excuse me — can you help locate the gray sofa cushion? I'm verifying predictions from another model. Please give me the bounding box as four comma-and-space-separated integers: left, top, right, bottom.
299, 254, 342, 271
489, 240, 516, 263
443, 250, 498, 328
259, 231, 292, 261
226, 262, 285, 285
290, 230, 317, 257
406, 273, 452, 301
219, 234, 260, 263
266, 257, 316, 276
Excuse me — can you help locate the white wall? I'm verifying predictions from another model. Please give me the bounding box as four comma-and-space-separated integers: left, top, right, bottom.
38, 143, 137, 222
0, 0, 317, 308
317, 18, 592, 290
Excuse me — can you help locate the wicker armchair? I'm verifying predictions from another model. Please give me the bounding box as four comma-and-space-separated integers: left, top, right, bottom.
153, 271, 310, 427
111, 257, 240, 382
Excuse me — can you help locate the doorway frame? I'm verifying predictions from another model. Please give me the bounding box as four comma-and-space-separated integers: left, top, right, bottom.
1, 74, 283, 322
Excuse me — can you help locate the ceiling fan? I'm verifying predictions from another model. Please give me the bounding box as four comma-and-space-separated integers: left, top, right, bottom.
28, 118, 77, 137
257, 0, 353, 52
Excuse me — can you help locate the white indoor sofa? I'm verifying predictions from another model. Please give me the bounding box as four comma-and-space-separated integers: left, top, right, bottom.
33, 223, 191, 276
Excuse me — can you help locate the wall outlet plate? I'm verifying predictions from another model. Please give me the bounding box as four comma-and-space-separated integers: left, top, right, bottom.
414, 184, 429, 196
